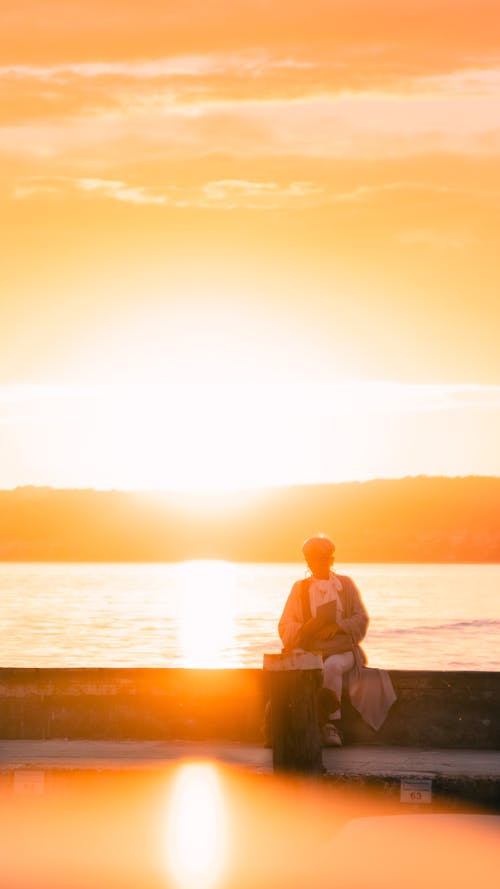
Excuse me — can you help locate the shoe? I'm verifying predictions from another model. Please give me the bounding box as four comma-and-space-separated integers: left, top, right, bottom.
321, 721, 343, 747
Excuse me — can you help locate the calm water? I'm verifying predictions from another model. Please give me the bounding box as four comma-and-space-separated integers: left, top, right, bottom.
1, 562, 499, 670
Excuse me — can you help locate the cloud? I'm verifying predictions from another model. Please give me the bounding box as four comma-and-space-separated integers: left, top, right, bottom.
5, 55, 500, 97
2, 89, 500, 167
415, 64, 500, 96
75, 177, 166, 205
2, 49, 500, 126
13, 175, 324, 209
12, 174, 499, 216
14, 176, 168, 205
0, 53, 320, 82
199, 178, 322, 207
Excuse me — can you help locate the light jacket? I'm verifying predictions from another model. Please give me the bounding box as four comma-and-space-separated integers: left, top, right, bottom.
278, 573, 369, 660
278, 573, 396, 731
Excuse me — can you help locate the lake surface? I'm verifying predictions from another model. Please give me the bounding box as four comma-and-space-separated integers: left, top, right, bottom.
1, 562, 499, 670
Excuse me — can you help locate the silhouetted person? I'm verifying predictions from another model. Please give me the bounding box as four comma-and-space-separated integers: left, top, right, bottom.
279, 534, 395, 745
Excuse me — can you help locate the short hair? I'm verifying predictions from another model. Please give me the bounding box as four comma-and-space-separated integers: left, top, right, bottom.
301, 534, 335, 559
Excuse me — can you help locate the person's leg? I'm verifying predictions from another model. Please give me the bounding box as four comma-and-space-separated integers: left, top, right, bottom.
317, 687, 340, 726
322, 651, 355, 720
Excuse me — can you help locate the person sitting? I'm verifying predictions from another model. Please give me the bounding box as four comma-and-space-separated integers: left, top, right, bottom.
278, 534, 396, 746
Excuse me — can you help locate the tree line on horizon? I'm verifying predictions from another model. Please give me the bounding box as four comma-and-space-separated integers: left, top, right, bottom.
0, 476, 499, 563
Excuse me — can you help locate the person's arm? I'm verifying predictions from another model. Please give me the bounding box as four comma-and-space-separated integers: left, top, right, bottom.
278, 581, 305, 651
336, 576, 369, 643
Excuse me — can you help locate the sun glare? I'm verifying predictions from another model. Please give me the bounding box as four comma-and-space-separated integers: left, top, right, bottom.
31, 380, 384, 493
175, 561, 239, 667
165, 763, 227, 889
4, 379, 497, 493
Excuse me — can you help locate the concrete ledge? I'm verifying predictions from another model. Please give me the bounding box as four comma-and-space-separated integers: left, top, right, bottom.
0, 668, 265, 743
0, 668, 499, 748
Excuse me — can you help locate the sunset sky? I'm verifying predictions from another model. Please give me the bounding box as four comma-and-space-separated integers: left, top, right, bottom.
1, 0, 500, 492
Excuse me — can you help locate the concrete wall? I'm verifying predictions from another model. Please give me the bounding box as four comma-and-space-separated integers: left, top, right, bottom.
0, 668, 498, 748
341, 670, 500, 749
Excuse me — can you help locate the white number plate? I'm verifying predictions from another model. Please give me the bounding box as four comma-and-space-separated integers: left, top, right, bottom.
400, 777, 432, 803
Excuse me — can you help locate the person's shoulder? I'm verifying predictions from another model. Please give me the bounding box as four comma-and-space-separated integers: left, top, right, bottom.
334, 573, 358, 590
334, 572, 351, 583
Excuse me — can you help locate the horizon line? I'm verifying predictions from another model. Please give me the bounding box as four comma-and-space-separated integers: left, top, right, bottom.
3, 472, 500, 497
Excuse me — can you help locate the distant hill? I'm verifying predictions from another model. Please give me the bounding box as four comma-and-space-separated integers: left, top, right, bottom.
0, 477, 499, 562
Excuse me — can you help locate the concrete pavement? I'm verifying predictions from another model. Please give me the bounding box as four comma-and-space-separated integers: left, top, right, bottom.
1, 738, 498, 778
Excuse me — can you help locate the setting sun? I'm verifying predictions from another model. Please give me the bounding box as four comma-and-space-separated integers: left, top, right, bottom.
1, 379, 499, 493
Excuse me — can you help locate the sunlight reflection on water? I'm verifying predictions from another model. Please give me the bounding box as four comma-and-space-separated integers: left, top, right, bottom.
175, 561, 240, 668
1, 562, 499, 670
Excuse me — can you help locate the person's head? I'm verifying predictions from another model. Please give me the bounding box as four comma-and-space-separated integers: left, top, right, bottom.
301, 534, 335, 578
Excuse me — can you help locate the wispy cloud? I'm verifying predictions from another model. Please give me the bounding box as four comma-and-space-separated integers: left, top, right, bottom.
71, 177, 166, 205
13, 175, 323, 208
14, 176, 167, 204
2, 88, 500, 163
1, 48, 500, 143
417, 64, 500, 96
0, 53, 319, 82
0, 56, 227, 81
13, 174, 497, 214
5, 56, 500, 97
199, 178, 321, 207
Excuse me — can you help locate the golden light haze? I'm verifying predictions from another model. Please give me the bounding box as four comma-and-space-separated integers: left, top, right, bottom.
1, 1, 500, 491
2, 761, 499, 889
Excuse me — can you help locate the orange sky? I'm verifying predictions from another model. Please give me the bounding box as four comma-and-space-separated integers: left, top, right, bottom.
1, 1, 500, 491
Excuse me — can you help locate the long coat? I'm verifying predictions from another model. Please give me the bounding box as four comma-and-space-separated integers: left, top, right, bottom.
278, 573, 396, 731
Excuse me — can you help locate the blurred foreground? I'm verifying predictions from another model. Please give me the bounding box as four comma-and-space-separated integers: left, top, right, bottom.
1, 760, 498, 889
